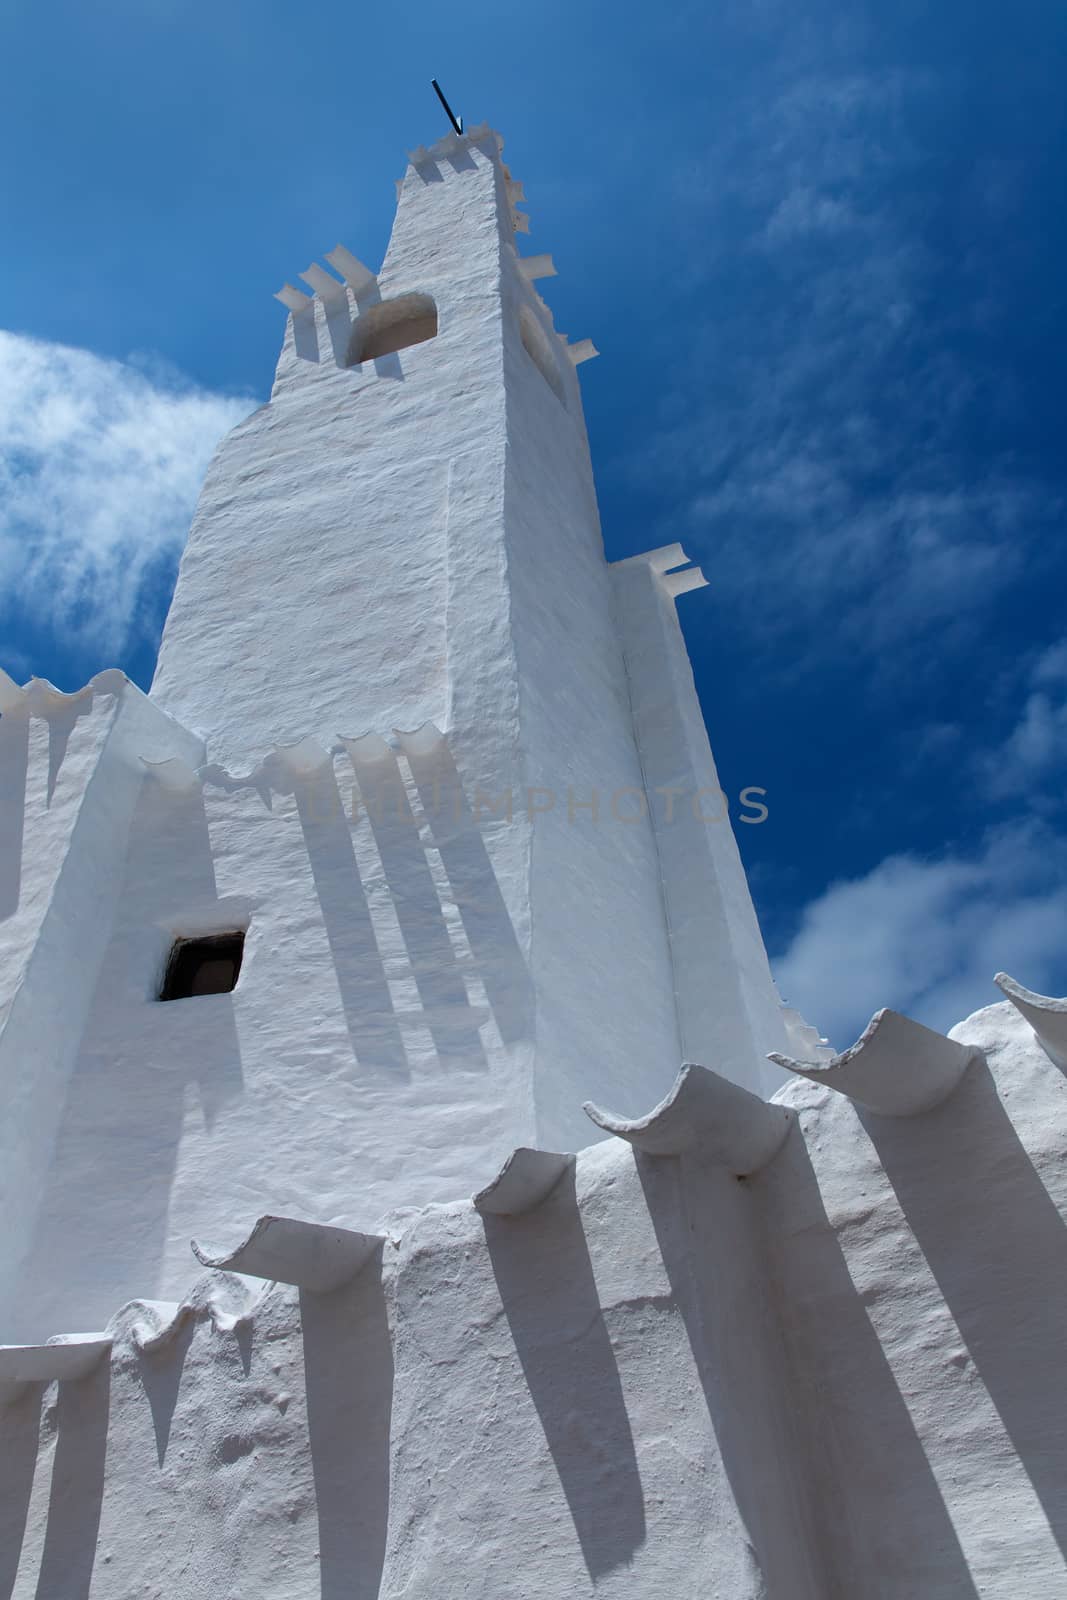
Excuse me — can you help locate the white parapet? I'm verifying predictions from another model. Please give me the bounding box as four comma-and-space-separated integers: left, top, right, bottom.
769, 1008, 979, 1116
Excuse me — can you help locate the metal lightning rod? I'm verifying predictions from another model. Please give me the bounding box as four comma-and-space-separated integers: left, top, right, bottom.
431, 78, 463, 137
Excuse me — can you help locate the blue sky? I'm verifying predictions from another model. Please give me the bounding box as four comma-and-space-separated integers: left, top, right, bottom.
2, 0, 1066, 1047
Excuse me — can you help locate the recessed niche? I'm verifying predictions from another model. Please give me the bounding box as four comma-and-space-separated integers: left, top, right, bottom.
346, 293, 438, 365
159, 932, 245, 1001
519, 306, 566, 405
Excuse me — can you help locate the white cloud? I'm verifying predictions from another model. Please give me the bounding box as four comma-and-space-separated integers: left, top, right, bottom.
631, 58, 1061, 665
0, 330, 256, 659
977, 638, 1067, 802
773, 821, 1067, 1049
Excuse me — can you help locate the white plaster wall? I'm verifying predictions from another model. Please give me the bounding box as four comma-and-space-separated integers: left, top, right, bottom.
6, 741, 536, 1341
612, 554, 792, 1095
150, 142, 512, 762
34, 124, 683, 1327
0, 681, 203, 1339
497, 238, 682, 1149
5, 999, 1064, 1597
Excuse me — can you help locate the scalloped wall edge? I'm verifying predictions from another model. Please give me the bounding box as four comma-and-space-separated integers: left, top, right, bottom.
0, 667, 128, 718
106, 1273, 273, 1354
140, 723, 452, 802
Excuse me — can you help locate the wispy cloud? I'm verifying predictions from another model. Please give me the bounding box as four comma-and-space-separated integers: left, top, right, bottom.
980, 638, 1067, 802
0, 330, 256, 662
629, 54, 1061, 668
774, 819, 1067, 1049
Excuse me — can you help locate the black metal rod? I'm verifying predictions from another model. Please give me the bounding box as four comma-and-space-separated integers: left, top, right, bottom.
431, 78, 463, 137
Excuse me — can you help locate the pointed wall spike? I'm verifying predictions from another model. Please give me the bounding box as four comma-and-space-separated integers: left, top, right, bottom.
584, 1062, 793, 1174
519, 254, 557, 282
325, 244, 377, 295
513, 211, 531, 234
566, 339, 598, 365
474, 1148, 574, 1215
769, 1008, 979, 1117
662, 566, 708, 599
0, 1336, 111, 1390
275, 284, 312, 313
299, 263, 347, 304
995, 973, 1067, 1070
192, 1215, 383, 1292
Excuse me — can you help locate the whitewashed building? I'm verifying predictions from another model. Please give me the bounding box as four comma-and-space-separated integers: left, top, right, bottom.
1, 124, 1065, 1599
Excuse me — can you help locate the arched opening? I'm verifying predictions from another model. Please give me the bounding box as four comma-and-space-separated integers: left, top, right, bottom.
346, 293, 438, 365
519, 306, 566, 406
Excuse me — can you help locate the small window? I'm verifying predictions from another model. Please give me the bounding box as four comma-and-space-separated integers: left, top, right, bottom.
346, 293, 438, 365
159, 932, 245, 1001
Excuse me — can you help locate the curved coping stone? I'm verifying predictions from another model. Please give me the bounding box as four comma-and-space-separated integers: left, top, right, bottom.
473, 1149, 575, 1215
584, 1062, 794, 1174
995, 973, 1067, 1070
769, 1008, 979, 1117
0, 1335, 111, 1390
191, 1216, 384, 1293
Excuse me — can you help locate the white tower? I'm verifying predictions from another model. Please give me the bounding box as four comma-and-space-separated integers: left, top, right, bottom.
0, 123, 797, 1341
4, 127, 1062, 1600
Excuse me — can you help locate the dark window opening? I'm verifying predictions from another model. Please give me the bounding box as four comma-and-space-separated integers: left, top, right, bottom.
346, 292, 438, 366
159, 932, 245, 1001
